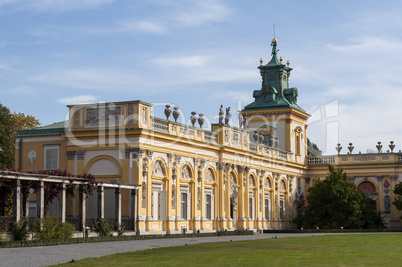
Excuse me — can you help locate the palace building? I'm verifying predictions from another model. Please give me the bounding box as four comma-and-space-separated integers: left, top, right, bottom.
11, 39, 402, 233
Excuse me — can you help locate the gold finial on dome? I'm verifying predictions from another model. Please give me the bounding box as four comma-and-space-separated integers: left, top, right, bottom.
280, 57, 283, 64
272, 38, 277, 45
286, 60, 290, 67
260, 58, 263, 66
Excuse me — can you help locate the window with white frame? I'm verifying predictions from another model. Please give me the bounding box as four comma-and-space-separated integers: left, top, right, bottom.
180, 187, 191, 220
44, 145, 59, 170
279, 195, 285, 221
264, 194, 271, 221
205, 188, 214, 220
249, 192, 255, 220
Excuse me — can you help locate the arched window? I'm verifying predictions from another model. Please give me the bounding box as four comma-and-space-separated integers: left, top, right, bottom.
358, 181, 376, 193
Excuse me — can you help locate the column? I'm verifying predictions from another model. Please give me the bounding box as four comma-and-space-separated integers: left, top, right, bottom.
59, 183, 66, 222
217, 162, 225, 230
37, 181, 45, 219
22, 186, 29, 218
131, 188, 138, 232
115, 187, 122, 226
98, 185, 105, 218
13, 179, 21, 222
390, 175, 399, 216
237, 166, 244, 226
79, 184, 86, 231
377, 176, 383, 212
225, 164, 231, 228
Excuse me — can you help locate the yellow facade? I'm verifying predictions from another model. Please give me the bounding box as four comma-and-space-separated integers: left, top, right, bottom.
13, 42, 402, 232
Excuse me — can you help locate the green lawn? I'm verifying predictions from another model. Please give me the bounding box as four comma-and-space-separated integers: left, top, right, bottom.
58, 234, 402, 266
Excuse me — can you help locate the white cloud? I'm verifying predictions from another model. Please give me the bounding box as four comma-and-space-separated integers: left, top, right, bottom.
174, 0, 231, 26
327, 36, 402, 54
0, 0, 115, 12
117, 19, 167, 34
152, 56, 211, 67
31, 68, 145, 91
57, 94, 97, 105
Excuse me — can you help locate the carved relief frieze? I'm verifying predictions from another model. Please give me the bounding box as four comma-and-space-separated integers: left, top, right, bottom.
142, 106, 148, 126
85, 106, 121, 127
232, 131, 241, 147
230, 173, 238, 199
353, 154, 376, 162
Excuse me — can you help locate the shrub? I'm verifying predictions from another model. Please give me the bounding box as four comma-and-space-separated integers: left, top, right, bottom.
92, 218, 112, 237
10, 219, 29, 241
34, 214, 75, 240
115, 223, 125, 236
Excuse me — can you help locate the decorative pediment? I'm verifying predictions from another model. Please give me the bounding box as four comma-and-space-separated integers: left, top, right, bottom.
265, 178, 271, 189
152, 160, 165, 177
181, 165, 192, 180
249, 175, 255, 187
230, 173, 236, 185
280, 180, 286, 191
205, 168, 215, 182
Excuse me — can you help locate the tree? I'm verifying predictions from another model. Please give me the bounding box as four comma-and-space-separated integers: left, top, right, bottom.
392, 182, 402, 215
11, 112, 41, 134
0, 104, 14, 169
293, 165, 384, 229
307, 138, 322, 157
0, 105, 41, 170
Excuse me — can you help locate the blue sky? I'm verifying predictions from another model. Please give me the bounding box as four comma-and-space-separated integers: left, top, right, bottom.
1, 0, 402, 155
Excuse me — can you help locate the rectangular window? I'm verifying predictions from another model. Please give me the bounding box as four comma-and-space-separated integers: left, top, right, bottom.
181, 193, 186, 220
206, 194, 211, 220
180, 187, 191, 220
264, 197, 270, 221
44, 145, 59, 170
152, 190, 159, 220
249, 196, 255, 220
280, 195, 285, 221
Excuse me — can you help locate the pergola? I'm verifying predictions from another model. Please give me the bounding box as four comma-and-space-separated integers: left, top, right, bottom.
0, 171, 140, 232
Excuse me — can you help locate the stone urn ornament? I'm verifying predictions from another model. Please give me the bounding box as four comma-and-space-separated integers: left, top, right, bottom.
389, 141, 395, 153
376, 141, 382, 153
335, 143, 342, 154
348, 143, 354, 154
190, 111, 197, 127
164, 104, 172, 120
173, 106, 180, 122
198, 113, 204, 128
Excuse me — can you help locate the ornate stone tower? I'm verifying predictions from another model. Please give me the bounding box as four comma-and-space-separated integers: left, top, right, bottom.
242, 39, 310, 161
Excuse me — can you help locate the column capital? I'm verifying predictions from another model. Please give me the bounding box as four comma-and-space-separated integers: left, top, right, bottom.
77, 150, 86, 160
146, 150, 154, 157
167, 153, 174, 163
376, 176, 384, 182
67, 150, 76, 160
390, 175, 399, 181
237, 165, 244, 174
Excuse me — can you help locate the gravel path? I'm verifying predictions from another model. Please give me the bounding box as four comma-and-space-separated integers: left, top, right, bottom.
0, 232, 395, 267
